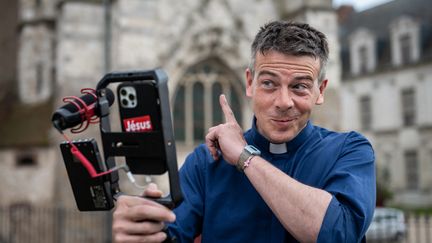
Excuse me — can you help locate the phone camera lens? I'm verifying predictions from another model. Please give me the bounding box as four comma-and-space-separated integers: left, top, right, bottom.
120, 89, 127, 96
129, 94, 135, 100
122, 99, 129, 106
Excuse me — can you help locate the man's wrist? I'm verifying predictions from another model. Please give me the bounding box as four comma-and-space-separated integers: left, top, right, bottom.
236, 145, 261, 172
243, 155, 256, 170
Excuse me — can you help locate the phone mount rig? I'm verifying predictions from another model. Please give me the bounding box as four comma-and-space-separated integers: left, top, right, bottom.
95, 69, 183, 209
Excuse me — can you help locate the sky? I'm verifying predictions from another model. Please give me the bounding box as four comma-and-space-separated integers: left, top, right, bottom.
333, 0, 394, 11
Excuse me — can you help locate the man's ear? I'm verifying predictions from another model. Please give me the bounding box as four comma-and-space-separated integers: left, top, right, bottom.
245, 68, 254, 98
315, 79, 328, 105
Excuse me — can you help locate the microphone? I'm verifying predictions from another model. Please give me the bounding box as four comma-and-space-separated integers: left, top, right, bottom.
52, 88, 115, 131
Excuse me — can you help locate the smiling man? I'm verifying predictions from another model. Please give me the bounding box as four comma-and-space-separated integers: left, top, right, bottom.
112, 21, 376, 243
246, 52, 325, 144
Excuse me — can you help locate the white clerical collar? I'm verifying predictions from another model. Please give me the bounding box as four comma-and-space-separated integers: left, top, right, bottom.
269, 143, 287, 154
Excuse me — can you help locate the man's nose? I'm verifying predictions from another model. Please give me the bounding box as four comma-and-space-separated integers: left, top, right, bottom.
275, 88, 294, 111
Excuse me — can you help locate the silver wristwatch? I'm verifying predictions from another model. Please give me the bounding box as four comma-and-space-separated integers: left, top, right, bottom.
236, 145, 261, 171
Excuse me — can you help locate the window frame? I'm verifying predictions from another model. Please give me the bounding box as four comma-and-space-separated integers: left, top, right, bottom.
404, 150, 419, 190
173, 59, 244, 145
401, 88, 416, 127
359, 95, 372, 131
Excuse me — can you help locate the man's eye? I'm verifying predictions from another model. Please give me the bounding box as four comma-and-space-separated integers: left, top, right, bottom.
262, 80, 275, 88
293, 83, 309, 90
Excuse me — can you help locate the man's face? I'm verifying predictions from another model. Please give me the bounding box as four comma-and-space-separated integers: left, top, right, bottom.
246, 51, 328, 143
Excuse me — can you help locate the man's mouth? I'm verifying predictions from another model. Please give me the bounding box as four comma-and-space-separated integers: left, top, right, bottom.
271, 115, 297, 122
274, 118, 294, 122
271, 117, 297, 126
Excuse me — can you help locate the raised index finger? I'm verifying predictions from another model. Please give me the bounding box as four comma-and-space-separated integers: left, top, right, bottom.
219, 94, 237, 123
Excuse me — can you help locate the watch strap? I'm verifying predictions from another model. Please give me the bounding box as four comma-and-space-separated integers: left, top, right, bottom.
236, 145, 260, 171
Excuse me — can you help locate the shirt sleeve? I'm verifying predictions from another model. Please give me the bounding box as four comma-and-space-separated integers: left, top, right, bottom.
167, 145, 208, 242
317, 132, 376, 243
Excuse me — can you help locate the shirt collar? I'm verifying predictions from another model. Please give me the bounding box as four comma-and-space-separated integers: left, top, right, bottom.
250, 117, 313, 154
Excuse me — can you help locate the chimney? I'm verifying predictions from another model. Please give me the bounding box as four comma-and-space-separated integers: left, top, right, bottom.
337, 5, 355, 24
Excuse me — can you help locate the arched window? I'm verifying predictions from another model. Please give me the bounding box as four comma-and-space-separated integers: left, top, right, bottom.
193, 82, 205, 140
173, 85, 185, 141
212, 82, 223, 125
230, 83, 243, 123
173, 58, 243, 145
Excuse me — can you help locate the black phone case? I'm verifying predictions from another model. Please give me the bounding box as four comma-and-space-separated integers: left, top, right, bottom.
60, 139, 114, 211
96, 69, 183, 208
117, 81, 167, 174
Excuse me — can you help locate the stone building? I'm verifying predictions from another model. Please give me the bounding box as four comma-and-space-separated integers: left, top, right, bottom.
339, 0, 432, 207
0, 0, 341, 210
0, 0, 57, 207
8, 0, 432, 240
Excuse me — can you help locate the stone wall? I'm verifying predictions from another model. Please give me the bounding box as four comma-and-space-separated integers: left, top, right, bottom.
2, 0, 340, 207
0, 147, 57, 206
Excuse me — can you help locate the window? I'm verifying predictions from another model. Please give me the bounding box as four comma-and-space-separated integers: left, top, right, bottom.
401, 88, 416, 126
349, 28, 376, 75
16, 153, 37, 167
359, 46, 368, 74
404, 150, 418, 190
173, 58, 243, 145
390, 16, 420, 66
230, 83, 243, 123
193, 82, 205, 140
359, 95, 372, 131
212, 82, 223, 125
400, 34, 412, 65
173, 85, 185, 140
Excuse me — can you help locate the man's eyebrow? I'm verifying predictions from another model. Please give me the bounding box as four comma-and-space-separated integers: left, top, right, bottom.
293, 75, 314, 82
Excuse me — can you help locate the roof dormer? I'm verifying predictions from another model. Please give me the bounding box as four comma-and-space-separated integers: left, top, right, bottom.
390, 16, 420, 67
348, 28, 376, 76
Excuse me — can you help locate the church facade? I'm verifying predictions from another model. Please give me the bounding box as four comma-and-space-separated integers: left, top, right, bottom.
3, 0, 432, 211
0, 0, 341, 208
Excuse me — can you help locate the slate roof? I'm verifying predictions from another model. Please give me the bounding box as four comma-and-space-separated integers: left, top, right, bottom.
339, 0, 432, 78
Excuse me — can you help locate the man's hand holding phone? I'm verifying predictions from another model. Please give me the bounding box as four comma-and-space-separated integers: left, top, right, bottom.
112, 183, 176, 243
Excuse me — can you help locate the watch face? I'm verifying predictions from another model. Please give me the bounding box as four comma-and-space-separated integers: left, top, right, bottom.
236, 145, 261, 172
245, 145, 261, 155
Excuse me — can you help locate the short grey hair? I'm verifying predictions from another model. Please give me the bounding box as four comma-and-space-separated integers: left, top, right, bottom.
249, 21, 329, 83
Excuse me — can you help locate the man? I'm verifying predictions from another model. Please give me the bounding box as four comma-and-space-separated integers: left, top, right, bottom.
112, 21, 376, 242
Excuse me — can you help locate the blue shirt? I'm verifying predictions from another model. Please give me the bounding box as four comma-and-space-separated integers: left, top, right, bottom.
168, 120, 375, 242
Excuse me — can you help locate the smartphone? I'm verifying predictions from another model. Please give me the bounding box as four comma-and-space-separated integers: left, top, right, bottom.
117, 80, 167, 174
60, 139, 115, 211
